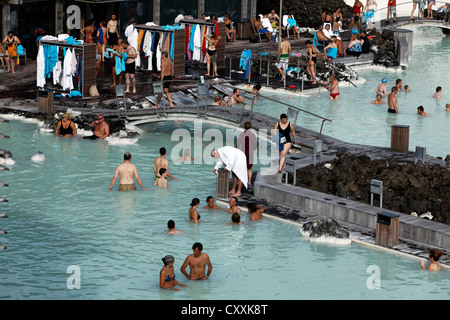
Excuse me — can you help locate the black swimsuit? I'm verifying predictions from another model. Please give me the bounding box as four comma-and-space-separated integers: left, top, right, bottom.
277, 122, 292, 143
59, 120, 74, 136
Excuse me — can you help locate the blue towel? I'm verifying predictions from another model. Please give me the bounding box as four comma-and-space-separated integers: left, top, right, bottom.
287, 18, 297, 27
44, 45, 58, 79
69, 90, 82, 97
115, 52, 127, 75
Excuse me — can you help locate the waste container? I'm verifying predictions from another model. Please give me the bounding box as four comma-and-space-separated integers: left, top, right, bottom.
216, 168, 230, 199
237, 20, 252, 40
390, 124, 409, 152
375, 211, 400, 248
38, 90, 54, 113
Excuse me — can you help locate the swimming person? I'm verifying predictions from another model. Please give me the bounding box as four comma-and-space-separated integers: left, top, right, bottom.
417, 106, 429, 116
420, 249, 442, 271
167, 220, 181, 234
375, 78, 388, 97
82, 114, 110, 140
231, 212, 243, 225
446, 104, 450, 112
227, 196, 241, 214
189, 198, 201, 223
211, 147, 248, 197
154, 147, 178, 181
404, 85, 410, 92
433, 86, 442, 99
204, 196, 220, 209
371, 94, 385, 104
247, 202, 265, 221
320, 74, 339, 100
55, 113, 77, 138
160, 255, 188, 290
108, 152, 146, 191
387, 86, 399, 113
154, 168, 168, 188
180, 242, 213, 280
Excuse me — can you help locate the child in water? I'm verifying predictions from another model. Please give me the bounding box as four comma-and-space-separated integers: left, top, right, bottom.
404, 85, 410, 92
154, 168, 168, 188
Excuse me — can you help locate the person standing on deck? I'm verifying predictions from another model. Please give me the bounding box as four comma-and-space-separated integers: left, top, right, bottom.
156, 51, 175, 109
276, 36, 291, 84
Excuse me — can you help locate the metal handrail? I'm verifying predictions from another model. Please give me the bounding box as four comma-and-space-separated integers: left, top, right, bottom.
220, 83, 332, 138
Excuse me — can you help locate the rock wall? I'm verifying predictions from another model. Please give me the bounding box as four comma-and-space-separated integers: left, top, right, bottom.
295, 153, 450, 225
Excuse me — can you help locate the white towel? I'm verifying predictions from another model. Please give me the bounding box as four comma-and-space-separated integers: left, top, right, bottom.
214, 146, 248, 188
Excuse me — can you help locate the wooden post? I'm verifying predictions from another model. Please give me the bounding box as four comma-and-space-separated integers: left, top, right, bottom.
38, 91, 54, 113
390, 124, 409, 152
216, 169, 230, 200
375, 212, 400, 248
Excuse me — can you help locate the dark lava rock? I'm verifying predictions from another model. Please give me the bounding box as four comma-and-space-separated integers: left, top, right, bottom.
295, 153, 450, 225
301, 217, 350, 239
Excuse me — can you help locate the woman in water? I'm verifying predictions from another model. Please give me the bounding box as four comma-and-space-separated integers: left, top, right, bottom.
273, 113, 297, 173
189, 198, 201, 223
55, 113, 77, 138
159, 255, 188, 290
420, 249, 442, 271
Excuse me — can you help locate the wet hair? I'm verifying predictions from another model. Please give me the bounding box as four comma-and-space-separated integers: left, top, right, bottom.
159, 147, 166, 155
231, 212, 240, 223
233, 88, 239, 94
247, 202, 257, 213
190, 198, 200, 207
206, 196, 214, 202
417, 106, 424, 112
396, 79, 402, 84
159, 168, 167, 175
305, 40, 312, 45
429, 249, 443, 261
391, 86, 397, 93
192, 242, 203, 251
253, 84, 261, 90
214, 95, 221, 102
130, 18, 135, 24
244, 121, 252, 130
230, 196, 238, 205
280, 113, 288, 120
124, 152, 132, 160
167, 219, 175, 229
436, 86, 442, 92
162, 51, 169, 58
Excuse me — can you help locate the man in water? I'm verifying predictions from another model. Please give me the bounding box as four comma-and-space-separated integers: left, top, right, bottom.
226, 196, 241, 214
320, 74, 339, 100
167, 220, 181, 234
180, 242, 213, 280
82, 114, 110, 140
371, 94, 385, 104
230, 88, 244, 106
247, 203, 265, 221
108, 152, 147, 191
154, 147, 178, 181
433, 86, 442, 99
417, 106, 429, 116
154, 168, 168, 188
387, 86, 399, 113
276, 36, 291, 84
156, 51, 174, 109
204, 196, 220, 209
395, 79, 403, 91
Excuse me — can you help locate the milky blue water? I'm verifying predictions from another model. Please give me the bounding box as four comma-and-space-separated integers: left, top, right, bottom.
0, 119, 448, 300
251, 25, 450, 158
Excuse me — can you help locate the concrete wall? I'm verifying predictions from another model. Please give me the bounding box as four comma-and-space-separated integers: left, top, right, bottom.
254, 173, 450, 250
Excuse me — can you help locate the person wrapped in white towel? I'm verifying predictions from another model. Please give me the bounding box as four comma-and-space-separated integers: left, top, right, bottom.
211, 146, 248, 197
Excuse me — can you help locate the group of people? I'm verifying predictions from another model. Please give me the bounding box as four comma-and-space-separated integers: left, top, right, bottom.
55, 113, 110, 140
374, 78, 446, 115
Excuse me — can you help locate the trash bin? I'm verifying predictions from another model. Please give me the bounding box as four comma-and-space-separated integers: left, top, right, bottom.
38, 90, 54, 113
216, 168, 230, 199
375, 211, 400, 248
390, 124, 409, 152
237, 20, 252, 40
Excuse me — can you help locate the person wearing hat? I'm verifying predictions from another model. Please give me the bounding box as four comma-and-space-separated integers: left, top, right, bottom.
375, 78, 388, 98
160, 255, 188, 290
